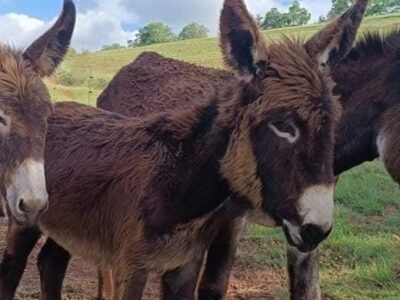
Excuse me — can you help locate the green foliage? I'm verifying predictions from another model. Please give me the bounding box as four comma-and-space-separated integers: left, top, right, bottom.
262, 8, 286, 29
91, 77, 110, 90
101, 43, 125, 51
328, 0, 398, 18
287, 1, 311, 26
56, 69, 86, 87
135, 22, 176, 46
179, 22, 209, 40
261, 1, 311, 30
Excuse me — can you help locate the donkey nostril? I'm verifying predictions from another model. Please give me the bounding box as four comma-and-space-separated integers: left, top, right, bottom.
300, 224, 331, 246
18, 199, 29, 213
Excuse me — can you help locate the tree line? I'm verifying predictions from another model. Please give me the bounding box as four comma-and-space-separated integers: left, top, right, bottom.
101, 0, 399, 51
102, 22, 209, 51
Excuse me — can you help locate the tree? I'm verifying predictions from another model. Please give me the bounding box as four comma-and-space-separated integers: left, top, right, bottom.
262, 8, 286, 29
135, 22, 176, 46
327, 0, 351, 19
127, 39, 135, 48
179, 23, 209, 40
367, 0, 398, 16
328, 0, 397, 19
262, 2, 311, 30
256, 14, 264, 27
287, 1, 311, 26
318, 15, 327, 23
101, 43, 125, 51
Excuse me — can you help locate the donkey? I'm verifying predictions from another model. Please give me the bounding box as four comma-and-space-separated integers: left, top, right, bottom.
98, 13, 400, 300
0, 0, 75, 226
99, 35, 400, 300
0, 0, 361, 298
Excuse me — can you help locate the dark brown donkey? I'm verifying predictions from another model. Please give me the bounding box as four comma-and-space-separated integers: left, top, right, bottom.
100, 33, 400, 300
98, 12, 400, 300
0, 0, 360, 298
0, 0, 75, 226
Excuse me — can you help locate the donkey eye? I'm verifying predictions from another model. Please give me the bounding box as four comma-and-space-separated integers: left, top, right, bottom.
0, 116, 6, 126
268, 121, 300, 144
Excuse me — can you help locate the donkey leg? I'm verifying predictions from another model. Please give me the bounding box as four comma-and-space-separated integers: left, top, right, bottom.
287, 244, 321, 300
113, 264, 149, 300
161, 257, 203, 300
198, 217, 246, 300
0, 223, 41, 300
37, 238, 71, 300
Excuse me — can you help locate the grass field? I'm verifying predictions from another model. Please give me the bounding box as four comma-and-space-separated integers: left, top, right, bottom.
46, 14, 400, 299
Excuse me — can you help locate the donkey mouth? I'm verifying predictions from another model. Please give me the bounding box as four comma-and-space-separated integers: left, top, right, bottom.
13, 212, 40, 227
282, 220, 331, 253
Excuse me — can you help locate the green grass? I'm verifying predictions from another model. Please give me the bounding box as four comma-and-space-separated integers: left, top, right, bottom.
47, 13, 400, 299
240, 162, 400, 299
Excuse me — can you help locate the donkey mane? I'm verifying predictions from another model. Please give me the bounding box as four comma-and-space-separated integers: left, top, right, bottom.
346, 29, 400, 60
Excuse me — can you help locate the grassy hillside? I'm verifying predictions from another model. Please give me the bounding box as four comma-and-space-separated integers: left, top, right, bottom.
48, 13, 400, 106
47, 14, 400, 299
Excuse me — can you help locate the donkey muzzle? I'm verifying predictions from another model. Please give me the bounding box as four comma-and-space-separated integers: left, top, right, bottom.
6, 159, 48, 226
283, 184, 335, 252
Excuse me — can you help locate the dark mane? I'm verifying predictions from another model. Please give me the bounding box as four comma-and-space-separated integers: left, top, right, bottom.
346, 28, 400, 60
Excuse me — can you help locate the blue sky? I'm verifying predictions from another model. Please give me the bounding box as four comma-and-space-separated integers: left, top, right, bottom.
0, 1, 61, 20
0, 0, 331, 51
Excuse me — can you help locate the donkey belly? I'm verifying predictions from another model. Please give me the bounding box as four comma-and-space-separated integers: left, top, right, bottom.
38, 218, 114, 267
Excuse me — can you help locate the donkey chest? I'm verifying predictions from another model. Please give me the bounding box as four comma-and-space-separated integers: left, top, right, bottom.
145, 212, 222, 272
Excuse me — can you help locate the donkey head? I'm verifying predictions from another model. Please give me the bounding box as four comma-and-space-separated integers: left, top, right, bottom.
0, 0, 76, 225
220, 0, 367, 252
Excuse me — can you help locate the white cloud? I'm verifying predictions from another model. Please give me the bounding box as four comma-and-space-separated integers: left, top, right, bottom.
0, 0, 137, 51
0, 0, 332, 51
0, 13, 47, 48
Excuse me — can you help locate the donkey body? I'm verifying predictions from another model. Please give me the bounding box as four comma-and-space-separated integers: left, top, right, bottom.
0, 0, 75, 226
0, 0, 367, 299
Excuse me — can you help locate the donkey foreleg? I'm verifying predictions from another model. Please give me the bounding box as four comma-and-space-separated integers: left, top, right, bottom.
0, 221, 41, 300
287, 245, 321, 300
161, 257, 204, 300
37, 238, 71, 300
198, 217, 246, 300
113, 258, 149, 300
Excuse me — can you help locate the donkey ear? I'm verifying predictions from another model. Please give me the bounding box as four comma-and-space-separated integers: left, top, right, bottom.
23, 0, 76, 77
305, 0, 368, 69
220, 0, 268, 82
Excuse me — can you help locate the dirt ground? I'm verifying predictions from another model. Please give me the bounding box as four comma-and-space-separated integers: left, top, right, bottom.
0, 224, 287, 300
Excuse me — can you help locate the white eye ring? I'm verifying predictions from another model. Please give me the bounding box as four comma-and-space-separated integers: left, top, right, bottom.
268, 121, 300, 144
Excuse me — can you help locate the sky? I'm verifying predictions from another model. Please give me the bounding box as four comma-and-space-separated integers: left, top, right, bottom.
0, 0, 332, 51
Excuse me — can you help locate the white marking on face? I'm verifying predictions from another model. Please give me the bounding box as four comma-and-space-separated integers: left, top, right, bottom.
283, 219, 303, 245
0, 109, 11, 136
269, 121, 300, 144
6, 159, 48, 224
377, 132, 386, 160
298, 185, 334, 232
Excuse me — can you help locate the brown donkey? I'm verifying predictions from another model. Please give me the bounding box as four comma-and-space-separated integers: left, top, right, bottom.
99, 34, 400, 299
0, 0, 75, 226
0, 0, 357, 298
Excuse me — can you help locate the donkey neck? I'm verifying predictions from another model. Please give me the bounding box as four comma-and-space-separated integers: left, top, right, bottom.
140, 100, 236, 235
331, 52, 393, 175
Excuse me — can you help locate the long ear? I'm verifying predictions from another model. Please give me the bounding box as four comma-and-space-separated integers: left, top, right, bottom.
305, 0, 368, 69
23, 0, 76, 77
220, 0, 268, 82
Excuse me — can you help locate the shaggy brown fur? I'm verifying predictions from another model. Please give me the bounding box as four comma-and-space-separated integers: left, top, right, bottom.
0, 0, 368, 299
0, 0, 75, 225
